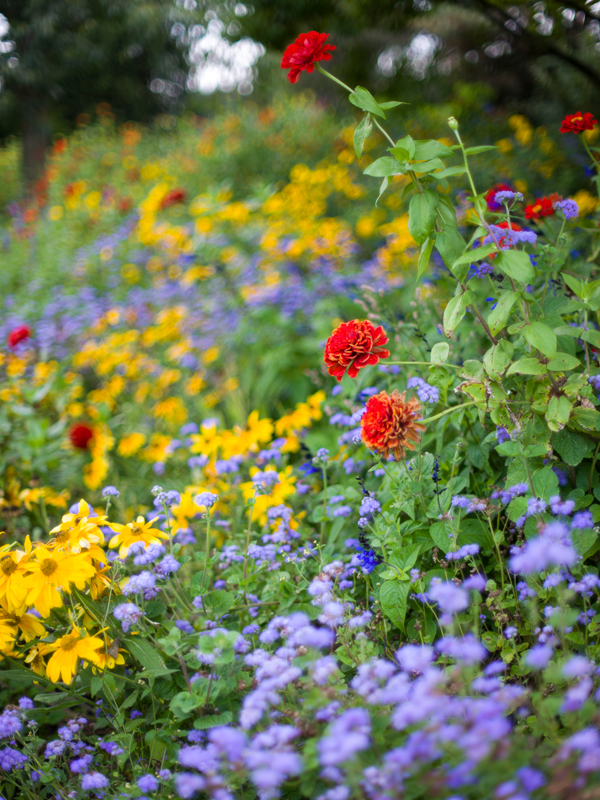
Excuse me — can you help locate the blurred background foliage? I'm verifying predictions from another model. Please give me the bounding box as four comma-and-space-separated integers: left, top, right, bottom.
0, 1, 598, 185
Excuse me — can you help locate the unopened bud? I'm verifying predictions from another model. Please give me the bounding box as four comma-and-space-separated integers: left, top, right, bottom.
448, 116, 459, 130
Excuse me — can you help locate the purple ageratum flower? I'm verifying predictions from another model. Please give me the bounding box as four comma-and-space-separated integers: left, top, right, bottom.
396, 644, 434, 673
311, 655, 339, 685
0, 710, 21, 740
0, 746, 28, 771
360, 496, 381, 517
525, 644, 554, 671
332, 505, 352, 518
553, 467, 569, 487
562, 677, 593, 712
549, 496, 575, 515
571, 510, 594, 529
175, 773, 206, 799
155, 555, 181, 579
483, 224, 537, 248
554, 199, 579, 219
318, 708, 371, 766
133, 542, 166, 566
446, 544, 480, 561
137, 774, 159, 792
435, 634, 486, 665
113, 602, 142, 632
406, 376, 439, 404
563, 656, 594, 678
18, 697, 34, 710
175, 620, 194, 635
45, 740, 66, 757
516, 767, 545, 792
504, 626, 518, 639
494, 190, 524, 205
428, 579, 469, 615
102, 485, 120, 498
81, 772, 109, 790
463, 573, 486, 592
470, 261, 495, 279
70, 754, 93, 774
589, 374, 600, 392
195, 492, 218, 510
510, 522, 577, 575
451, 495, 470, 509
527, 497, 547, 515
496, 426, 511, 444
188, 455, 209, 469
122, 571, 157, 600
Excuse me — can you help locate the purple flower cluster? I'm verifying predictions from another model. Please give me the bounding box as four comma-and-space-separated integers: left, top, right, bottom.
406, 376, 439, 404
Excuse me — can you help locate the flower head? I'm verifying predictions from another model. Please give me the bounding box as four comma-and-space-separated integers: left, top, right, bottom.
45, 627, 104, 683
281, 31, 336, 84
69, 423, 94, 450
161, 188, 187, 208
485, 183, 512, 211
361, 390, 424, 460
324, 319, 390, 381
7, 325, 32, 349
525, 196, 556, 220
554, 199, 579, 220
560, 112, 598, 134
109, 516, 169, 558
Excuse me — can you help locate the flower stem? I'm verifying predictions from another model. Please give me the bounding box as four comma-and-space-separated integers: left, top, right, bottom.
421, 400, 478, 425
201, 512, 211, 590
316, 64, 353, 93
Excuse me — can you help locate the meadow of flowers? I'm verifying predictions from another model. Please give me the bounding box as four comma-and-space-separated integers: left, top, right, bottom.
2, 29, 600, 800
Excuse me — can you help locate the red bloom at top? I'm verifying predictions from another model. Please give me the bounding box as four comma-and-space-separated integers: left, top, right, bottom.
525, 195, 558, 220
161, 189, 187, 209
281, 32, 336, 84
7, 325, 32, 349
485, 183, 512, 212
69, 423, 95, 450
560, 112, 598, 134
324, 319, 390, 381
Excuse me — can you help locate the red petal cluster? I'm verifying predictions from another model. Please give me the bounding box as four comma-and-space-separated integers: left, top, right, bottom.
161, 189, 187, 209
560, 112, 598, 134
69, 423, 95, 450
281, 32, 336, 84
485, 183, 512, 212
7, 325, 32, 349
524, 195, 559, 221
324, 320, 390, 381
361, 390, 425, 460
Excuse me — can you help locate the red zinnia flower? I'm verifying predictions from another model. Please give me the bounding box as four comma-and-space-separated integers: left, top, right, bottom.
560, 112, 598, 135
7, 325, 32, 349
324, 319, 390, 381
361, 390, 425, 461
161, 189, 187, 209
485, 183, 512, 212
281, 31, 336, 84
524, 196, 556, 220
69, 423, 94, 450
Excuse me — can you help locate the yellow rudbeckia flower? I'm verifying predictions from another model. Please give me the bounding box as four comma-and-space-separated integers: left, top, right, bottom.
23, 547, 97, 618
0, 543, 31, 613
45, 628, 104, 684
108, 516, 168, 558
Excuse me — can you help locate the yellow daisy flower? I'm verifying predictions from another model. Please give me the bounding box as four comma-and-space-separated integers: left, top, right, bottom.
45, 628, 104, 684
0, 610, 46, 642
0, 546, 31, 613
25, 643, 53, 676
23, 547, 97, 618
108, 516, 168, 558
90, 639, 126, 671
0, 617, 16, 655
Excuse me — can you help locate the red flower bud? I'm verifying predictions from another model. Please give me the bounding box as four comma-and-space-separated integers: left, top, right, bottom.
7, 326, 32, 349
69, 423, 95, 450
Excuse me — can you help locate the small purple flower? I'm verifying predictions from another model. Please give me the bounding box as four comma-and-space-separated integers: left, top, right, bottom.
554, 199, 579, 219
571, 510, 594, 529
525, 644, 554, 671
496, 426, 511, 444
81, 772, 109, 791
102, 485, 120, 498
137, 774, 159, 792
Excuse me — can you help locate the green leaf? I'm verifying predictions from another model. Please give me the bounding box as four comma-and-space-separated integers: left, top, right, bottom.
194, 712, 234, 730
488, 292, 519, 336
524, 322, 557, 359
435, 229, 469, 281
443, 290, 473, 337
408, 190, 439, 245
551, 428, 593, 465
417, 237, 434, 280
430, 342, 449, 364
378, 580, 410, 630
378, 100, 406, 109
532, 467, 560, 501
411, 158, 446, 173
353, 115, 373, 159
483, 340, 513, 380
349, 86, 386, 118
363, 156, 404, 177
581, 329, 600, 348
562, 273, 584, 298
429, 521, 452, 550
570, 407, 600, 430
546, 395, 573, 432
547, 353, 581, 371
389, 134, 415, 161
506, 357, 546, 376
204, 590, 235, 617
495, 250, 535, 284
433, 166, 466, 180
454, 243, 499, 267
123, 638, 166, 671
412, 140, 455, 160
463, 145, 498, 154
375, 176, 389, 207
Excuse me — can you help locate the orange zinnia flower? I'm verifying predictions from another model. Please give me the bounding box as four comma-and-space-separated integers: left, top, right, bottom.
361, 390, 425, 460
324, 320, 390, 381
